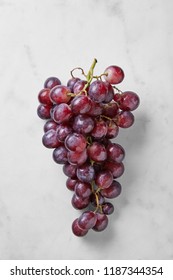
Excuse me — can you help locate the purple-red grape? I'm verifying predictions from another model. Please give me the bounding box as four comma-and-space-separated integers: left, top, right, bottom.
66, 178, 78, 191
37, 104, 52, 119
44, 77, 61, 89
73, 114, 94, 134
102, 202, 114, 215
107, 143, 125, 163
88, 142, 107, 162
50, 85, 71, 104
52, 146, 68, 164
77, 163, 95, 183
78, 211, 97, 230
38, 88, 52, 105
95, 170, 113, 189
42, 129, 62, 149
104, 65, 124, 84
101, 180, 122, 199
92, 213, 108, 231
119, 91, 140, 111
72, 218, 88, 237
117, 111, 134, 128
52, 103, 72, 124
72, 194, 90, 210
65, 133, 87, 153
88, 80, 108, 103
75, 181, 92, 199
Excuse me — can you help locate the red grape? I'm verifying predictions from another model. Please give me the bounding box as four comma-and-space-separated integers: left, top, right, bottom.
37, 104, 52, 119
107, 143, 125, 163
44, 77, 61, 89
77, 163, 95, 183
72, 194, 90, 210
95, 170, 113, 189
119, 91, 140, 111
66, 178, 78, 191
52, 146, 68, 164
78, 211, 97, 230
50, 85, 71, 104
73, 114, 94, 134
104, 65, 124, 84
88, 80, 108, 103
88, 142, 107, 162
117, 111, 134, 128
75, 181, 92, 199
92, 213, 108, 232
38, 88, 52, 105
72, 218, 88, 237
101, 180, 122, 199
52, 103, 72, 124
71, 95, 92, 114
42, 129, 62, 149
65, 133, 87, 153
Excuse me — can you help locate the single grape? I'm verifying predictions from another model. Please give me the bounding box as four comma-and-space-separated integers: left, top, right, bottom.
65, 133, 87, 153
88, 80, 108, 103
67, 77, 80, 92
91, 119, 108, 139
71, 194, 90, 209
38, 88, 52, 105
43, 120, 58, 132
119, 91, 140, 111
42, 129, 62, 149
75, 181, 92, 199
104, 65, 124, 84
71, 95, 92, 114
37, 104, 52, 119
104, 161, 124, 178
103, 102, 118, 118
102, 202, 114, 215
92, 213, 108, 232
66, 178, 78, 191
68, 149, 88, 166
101, 180, 122, 199
44, 77, 61, 89
73, 114, 94, 134
78, 211, 97, 230
52, 146, 68, 164
56, 123, 73, 142
72, 218, 88, 237
88, 142, 107, 162
107, 143, 125, 163
50, 85, 71, 104
52, 103, 72, 124
95, 170, 113, 189
117, 111, 134, 128
63, 163, 77, 178
77, 163, 95, 183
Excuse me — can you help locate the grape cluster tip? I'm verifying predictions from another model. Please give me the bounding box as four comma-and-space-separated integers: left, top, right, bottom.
37, 59, 140, 237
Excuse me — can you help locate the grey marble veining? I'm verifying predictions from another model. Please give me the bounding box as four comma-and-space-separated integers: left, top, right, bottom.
0, 0, 173, 260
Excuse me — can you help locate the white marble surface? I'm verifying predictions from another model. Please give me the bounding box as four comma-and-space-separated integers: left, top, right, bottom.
0, 0, 173, 260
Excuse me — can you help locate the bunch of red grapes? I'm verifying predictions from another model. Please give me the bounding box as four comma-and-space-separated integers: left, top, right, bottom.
37, 59, 140, 237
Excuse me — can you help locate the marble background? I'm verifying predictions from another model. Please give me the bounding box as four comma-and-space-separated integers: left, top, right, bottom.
0, 0, 173, 260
